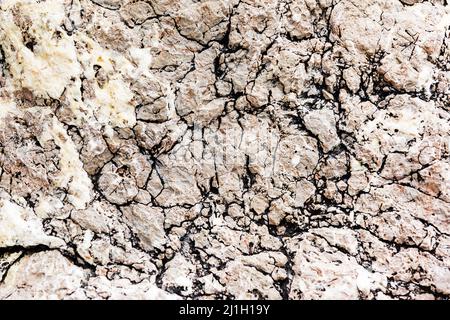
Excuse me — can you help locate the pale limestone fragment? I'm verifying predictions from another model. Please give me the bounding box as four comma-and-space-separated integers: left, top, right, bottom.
0, 251, 85, 299
215, 260, 282, 300
304, 108, 340, 153
162, 253, 196, 296
0, 0, 80, 99
0, 198, 64, 248
287, 235, 387, 299
122, 204, 167, 251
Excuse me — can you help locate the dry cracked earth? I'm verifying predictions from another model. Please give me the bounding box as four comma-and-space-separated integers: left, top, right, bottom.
0, 0, 449, 300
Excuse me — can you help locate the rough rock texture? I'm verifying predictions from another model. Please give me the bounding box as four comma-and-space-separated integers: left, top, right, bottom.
0, 0, 449, 300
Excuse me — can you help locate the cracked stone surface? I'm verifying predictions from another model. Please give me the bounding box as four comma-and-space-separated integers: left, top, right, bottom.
0, 0, 449, 300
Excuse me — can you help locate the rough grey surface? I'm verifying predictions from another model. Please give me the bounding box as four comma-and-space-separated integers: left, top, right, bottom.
0, 0, 449, 300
